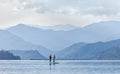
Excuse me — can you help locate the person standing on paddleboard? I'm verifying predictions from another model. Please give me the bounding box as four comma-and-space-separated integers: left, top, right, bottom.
53, 55, 56, 63
49, 55, 52, 63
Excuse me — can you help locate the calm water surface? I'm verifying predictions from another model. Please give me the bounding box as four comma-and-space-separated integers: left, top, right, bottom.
0, 60, 120, 74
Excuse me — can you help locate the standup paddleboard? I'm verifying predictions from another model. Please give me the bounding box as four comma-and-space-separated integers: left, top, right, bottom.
53, 62, 59, 64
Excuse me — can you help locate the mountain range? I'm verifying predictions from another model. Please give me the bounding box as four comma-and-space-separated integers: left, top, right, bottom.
57, 39, 120, 60
0, 50, 21, 60
95, 47, 120, 60
37, 24, 79, 31
0, 30, 51, 58
7, 21, 120, 51
0, 21, 120, 60
9, 50, 46, 60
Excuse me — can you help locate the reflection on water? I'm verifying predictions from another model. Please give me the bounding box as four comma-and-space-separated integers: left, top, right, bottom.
49, 63, 56, 70
0, 60, 120, 74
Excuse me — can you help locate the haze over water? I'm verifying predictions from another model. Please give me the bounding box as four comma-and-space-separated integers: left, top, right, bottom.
0, 60, 120, 74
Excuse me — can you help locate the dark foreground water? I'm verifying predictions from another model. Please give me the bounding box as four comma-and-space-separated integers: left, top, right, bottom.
0, 60, 120, 74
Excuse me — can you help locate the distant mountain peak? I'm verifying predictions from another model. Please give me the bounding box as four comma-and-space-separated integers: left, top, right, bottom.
37, 24, 79, 31
8, 24, 29, 30
85, 21, 120, 28
12, 24, 80, 31
27, 24, 79, 31
14, 24, 32, 28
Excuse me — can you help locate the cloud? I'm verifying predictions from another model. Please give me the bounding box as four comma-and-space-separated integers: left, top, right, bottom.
20, 0, 120, 15
0, 0, 120, 29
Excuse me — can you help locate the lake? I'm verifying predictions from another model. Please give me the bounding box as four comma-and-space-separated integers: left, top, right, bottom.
0, 60, 120, 74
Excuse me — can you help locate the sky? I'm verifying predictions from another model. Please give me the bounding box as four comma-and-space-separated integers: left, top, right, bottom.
0, 0, 120, 29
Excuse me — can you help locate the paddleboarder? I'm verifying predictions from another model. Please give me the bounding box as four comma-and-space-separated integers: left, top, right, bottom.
49, 55, 52, 65
53, 55, 56, 63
